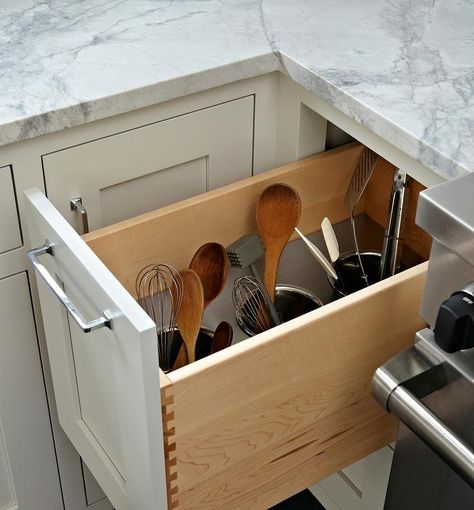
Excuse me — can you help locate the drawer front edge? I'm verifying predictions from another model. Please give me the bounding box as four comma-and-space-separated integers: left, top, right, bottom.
168, 263, 428, 510
161, 377, 179, 510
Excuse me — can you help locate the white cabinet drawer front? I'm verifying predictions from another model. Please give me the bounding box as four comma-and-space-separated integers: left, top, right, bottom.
26, 144, 428, 510
42, 96, 254, 233
0, 272, 62, 509
25, 190, 167, 510
0, 166, 22, 254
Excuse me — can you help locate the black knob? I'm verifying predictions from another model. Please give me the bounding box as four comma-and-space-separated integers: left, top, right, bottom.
434, 288, 474, 353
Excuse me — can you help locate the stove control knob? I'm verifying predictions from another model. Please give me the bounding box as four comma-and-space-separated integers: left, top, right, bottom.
434, 283, 474, 353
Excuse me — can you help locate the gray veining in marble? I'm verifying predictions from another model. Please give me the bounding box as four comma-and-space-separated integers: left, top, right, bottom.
1, 0, 474, 181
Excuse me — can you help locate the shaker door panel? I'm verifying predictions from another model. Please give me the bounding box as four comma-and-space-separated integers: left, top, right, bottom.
42, 96, 254, 233
25, 189, 168, 510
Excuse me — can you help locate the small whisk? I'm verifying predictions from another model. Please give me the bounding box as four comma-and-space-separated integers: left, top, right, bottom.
233, 276, 274, 336
135, 264, 183, 372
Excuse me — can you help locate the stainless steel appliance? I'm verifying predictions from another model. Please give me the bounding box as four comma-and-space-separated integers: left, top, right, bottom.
372, 172, 474, 509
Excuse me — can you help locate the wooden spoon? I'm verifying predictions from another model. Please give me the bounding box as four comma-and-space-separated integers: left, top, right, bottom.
174, 244, 229, 369
211, 321, 233, 354
256, 183, 302, 301
175, 269, 204, 364
189, 242, 229, 309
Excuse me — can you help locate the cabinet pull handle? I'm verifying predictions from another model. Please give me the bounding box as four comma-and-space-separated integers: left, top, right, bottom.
70, 197, 90, 234
28, 241, 112, 332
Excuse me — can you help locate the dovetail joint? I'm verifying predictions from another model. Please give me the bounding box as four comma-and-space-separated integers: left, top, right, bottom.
161, 386, 179, 509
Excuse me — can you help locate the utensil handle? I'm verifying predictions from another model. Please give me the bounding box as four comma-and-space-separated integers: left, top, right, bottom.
379, 169, 409, 279
295, 227, 338, 280
28, 241, 112, 333
250, 264, 281, 326
262, 244, 280, 302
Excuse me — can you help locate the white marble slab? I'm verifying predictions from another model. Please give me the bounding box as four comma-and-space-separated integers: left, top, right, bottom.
1, 0, 473, 181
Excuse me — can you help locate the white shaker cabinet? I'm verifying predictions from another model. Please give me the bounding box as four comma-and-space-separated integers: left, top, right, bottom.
36, 93, 255, 509
0, 272, 63, 510
0, 76, 268, 510
42, 96, 254, 233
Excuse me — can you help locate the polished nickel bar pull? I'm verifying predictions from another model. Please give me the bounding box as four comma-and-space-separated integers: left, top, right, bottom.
28, 241, 112, 333
70, 197, 90, 234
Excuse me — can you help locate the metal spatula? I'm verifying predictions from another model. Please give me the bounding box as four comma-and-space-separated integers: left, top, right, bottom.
345, 146, 379, 285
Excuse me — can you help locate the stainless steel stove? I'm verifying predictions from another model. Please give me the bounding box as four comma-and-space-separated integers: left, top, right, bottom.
372, 172, 474, 509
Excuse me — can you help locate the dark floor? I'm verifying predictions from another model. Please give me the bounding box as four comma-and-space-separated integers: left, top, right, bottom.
269, 489, 326, 510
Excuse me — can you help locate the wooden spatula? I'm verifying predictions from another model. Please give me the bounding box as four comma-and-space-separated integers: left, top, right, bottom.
189, 242, 229, 309
175, 269, 204, 364
256, 183, 302, 301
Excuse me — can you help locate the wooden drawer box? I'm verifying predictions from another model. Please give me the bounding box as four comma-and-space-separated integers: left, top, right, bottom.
25, 143, 428, 510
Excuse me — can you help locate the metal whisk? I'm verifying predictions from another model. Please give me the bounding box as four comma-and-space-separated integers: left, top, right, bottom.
135, 264, 183, 372
232, 275, 274, 336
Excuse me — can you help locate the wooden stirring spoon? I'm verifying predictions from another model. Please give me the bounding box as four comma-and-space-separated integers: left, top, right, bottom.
175, 269, 204, 364
173, 244, 229, 370
189, 242, 229, 309
211, 321, 233, 354
256, 183, 302, 301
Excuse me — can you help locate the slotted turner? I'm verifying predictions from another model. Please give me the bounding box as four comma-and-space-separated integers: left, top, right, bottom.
345, 147, 379, 285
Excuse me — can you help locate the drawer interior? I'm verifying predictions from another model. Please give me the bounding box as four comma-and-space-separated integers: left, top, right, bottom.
83, 143, 429, 509
84, 143, 430, 294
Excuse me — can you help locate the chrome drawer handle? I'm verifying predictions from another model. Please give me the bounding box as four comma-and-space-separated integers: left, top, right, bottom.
70, 197, 90, 234
28, 241, 112, 333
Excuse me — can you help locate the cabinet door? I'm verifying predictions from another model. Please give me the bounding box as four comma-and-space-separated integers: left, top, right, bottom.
42, 96, 254, 233
310, 446, 394, 510
0, 272, 63, 510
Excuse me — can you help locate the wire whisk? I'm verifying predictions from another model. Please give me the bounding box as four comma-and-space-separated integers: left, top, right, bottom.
232, 275, 274, 336
135, 264, 183, 372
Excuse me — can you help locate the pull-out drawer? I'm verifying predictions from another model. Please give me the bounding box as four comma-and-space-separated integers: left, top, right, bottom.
25, 143, 428, 510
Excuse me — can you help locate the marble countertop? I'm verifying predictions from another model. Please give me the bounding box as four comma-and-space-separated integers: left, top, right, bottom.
2, 0, 473, 181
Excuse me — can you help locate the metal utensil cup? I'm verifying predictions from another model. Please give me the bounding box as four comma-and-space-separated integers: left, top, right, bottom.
328, 251, 383, 297
236, 284, 323, 337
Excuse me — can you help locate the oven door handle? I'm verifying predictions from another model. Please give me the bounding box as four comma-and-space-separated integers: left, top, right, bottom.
373, 345, 474, 488
388, 382, 474, 487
